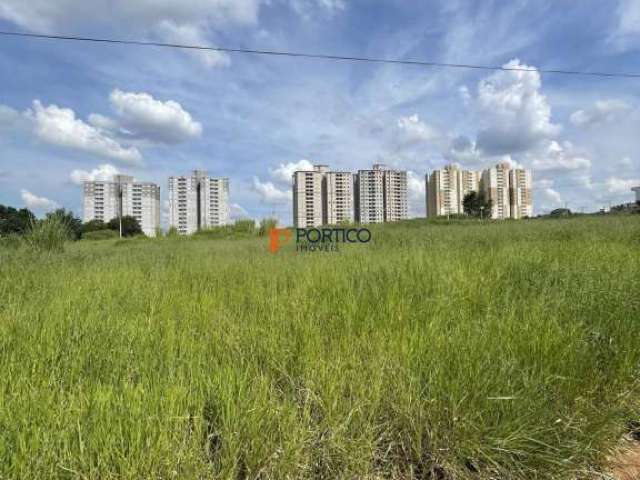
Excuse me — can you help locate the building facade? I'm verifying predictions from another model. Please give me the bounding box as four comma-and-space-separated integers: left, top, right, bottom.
426, 165, 480, 218
479, 163, 533, 219
83, 175, 160, 237
168, 170, 229, 235
508, 168, 534, 219
292, 167, 325, 228
633, 186, 640, 203
382, 168, 408, 222
355, 167, 385, 224
481, 163, 512, 219
325, 171, 354, 225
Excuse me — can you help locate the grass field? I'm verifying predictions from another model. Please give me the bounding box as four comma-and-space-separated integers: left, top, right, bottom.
0, 216, 639, 479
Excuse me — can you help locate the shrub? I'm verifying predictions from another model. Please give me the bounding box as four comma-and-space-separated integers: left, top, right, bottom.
83, 229, 119, 241
25, 215, 70, 253
234, 219, 256, 235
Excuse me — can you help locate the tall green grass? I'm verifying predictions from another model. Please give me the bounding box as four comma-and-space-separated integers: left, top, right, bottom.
0, 216, 638, 479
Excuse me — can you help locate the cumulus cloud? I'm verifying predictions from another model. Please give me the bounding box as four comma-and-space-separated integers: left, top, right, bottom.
529, 141, 591, 172
21, 189, 58, 211
0, 104, 21, 128
444, 135, 482, 165
230, 203, 250, 219
27, 100, 143, 164
541, 188, 562, 205
289, 0, 346, 18
251, 177, 290, 204
475, 59, 560, 155
605, 177, 640, 194
109, 89, 202, 144
570, 99, 632, 127
69, 164, 121, 185
407, 170, 426, 217
156, 20, 231, 68
270, 159, 314, 183
397, 114, 440, 144
0, 0, 263, 34
609, 0, 640, 51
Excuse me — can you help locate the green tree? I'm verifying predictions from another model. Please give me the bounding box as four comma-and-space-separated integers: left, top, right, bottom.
106, 216, 143, 237
0, 205, 35, 235
82, 219, 106, 234
463, 191, 492, 218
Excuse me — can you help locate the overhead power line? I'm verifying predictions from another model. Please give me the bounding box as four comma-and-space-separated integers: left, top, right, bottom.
2, 30, 640, 79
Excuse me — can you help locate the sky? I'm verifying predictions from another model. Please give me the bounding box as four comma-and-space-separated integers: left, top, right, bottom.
1, 0, 640, 225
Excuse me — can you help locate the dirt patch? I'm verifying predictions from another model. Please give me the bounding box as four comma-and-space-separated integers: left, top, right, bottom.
606, 438, 640, 480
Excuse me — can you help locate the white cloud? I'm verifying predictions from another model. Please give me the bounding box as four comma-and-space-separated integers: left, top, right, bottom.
609, 0, 640, 51
541, 188, 562, 205
407, 170, 426, 217
529, 141, 591, 172
270, 159, 314, 183
251, 177, 290, 204
0, 0, 263, 33
605, 177, 640, 194
397, 114, 440, 144
570, 99, 631, 127
69, 164, 121, 185
475, 59, 560, 155
289, 0, 346, 18
27, 100, 142, 164
230, 203, 250, 219
445, 135, 482, 165
109, 89, 202, 144
0, 104, 20, 127
21, 189, 58, 211
156, 20, 231, 68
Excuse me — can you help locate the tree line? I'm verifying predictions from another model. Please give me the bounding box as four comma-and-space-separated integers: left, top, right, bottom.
0, 205, 143, 239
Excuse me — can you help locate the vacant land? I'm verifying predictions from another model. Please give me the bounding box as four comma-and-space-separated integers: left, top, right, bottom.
0, 216, 638, 479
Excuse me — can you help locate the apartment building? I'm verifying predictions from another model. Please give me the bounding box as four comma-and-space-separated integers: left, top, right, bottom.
292, 167, 325, 228
633, 186, 640, 203
168, 170, 229, 235
291, 163, 407, 227
479, 163, 533, 220
509, 168, 534, 219
83, 174, 160, 237
355, 167, 385, 224
325, 171, 354, 225
383, 168, 408, 222
481, 163, 512, 219
426, 164, 480, 218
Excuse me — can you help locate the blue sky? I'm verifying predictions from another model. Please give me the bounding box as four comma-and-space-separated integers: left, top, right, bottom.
1, 0, 640, 224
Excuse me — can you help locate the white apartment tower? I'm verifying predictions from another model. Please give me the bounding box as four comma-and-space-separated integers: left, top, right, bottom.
83, 175, 160, 237
325, 171, 355, 225
633, 186, 640, 203
355, 167, 385, 224
480, 163, 533, 219
426, 165, 481, 218
168, 170, 230, 235
292, 167, 325, 228
292, 165, 355, 228
355, 164, 408, 224
509, 168, 533, 219
481, 162, 512, 220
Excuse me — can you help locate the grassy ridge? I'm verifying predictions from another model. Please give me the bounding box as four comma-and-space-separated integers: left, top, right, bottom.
0, 216, 639, 479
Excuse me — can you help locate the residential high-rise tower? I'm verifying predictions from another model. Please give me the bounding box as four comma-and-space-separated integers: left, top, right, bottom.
83, 174, 160, 237
426, 164, 481, 218
168, 170, 229, 235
